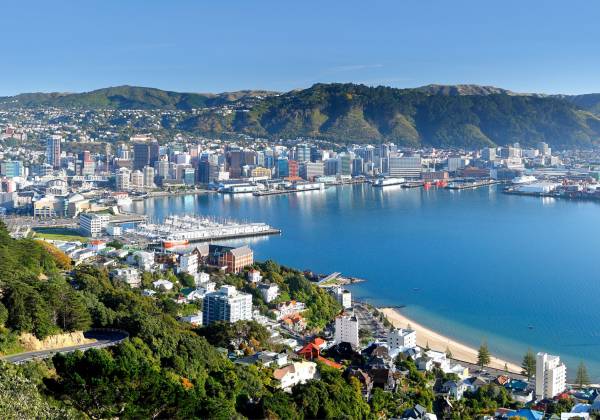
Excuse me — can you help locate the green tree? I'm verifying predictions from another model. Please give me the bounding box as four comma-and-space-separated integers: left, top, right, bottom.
477, 342, 491, 368
445, 345, 453, 359
575, 362, 590, 389
521, 349, 536, 380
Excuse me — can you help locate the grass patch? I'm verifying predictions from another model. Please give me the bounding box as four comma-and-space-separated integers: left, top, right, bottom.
33, 227, 89, 243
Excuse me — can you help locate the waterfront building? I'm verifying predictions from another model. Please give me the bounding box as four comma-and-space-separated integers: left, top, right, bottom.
250, 166, 271, 178
143, 165, 155, 188
388, 154, 422, 179
447, 156, 469, 172
46, 135, 62, 169
535, 352, 566, 400
339, 153, 353, 176
334, 313, 359, 348
276, 157, 289, 178
388, 328, 417, 354
287, 160, 299, 179
156, 160, 170, 180
131, 170, 144, 189
202, 285, 253, 325
79, 212, 110, 237
198, 159, 220, 184
183, 167, 196, 185
324, 158, 339, 176
116, 167, 131, 191
299, 161, 325, 181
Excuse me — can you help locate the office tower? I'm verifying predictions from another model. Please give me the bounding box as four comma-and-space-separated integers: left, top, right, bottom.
198, 159, 219, 184
481, 147, 497, 162
324, 158, 339, 176
133, 141, 159, 170
299, 162, 325, 181
276, 158, 289, 178
296, 144, 311, 162
116, 167, 131, 191
130, 170, 144, 188
338, 153, 353, 176
0, 160, 23, 178
46, 135, 62, 169
388, 154, 422, 178
143, 165, 155, 188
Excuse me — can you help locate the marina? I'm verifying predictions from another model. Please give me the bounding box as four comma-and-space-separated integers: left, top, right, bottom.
133, 215, 281, 247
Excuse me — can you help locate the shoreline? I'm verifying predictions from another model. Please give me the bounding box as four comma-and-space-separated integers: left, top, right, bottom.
380, 307, 522, 374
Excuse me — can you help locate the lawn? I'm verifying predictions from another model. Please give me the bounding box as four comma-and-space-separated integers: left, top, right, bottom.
32, 227, 89, 243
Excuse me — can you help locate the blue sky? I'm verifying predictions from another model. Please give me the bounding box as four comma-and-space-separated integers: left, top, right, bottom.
1, 0, 599, 95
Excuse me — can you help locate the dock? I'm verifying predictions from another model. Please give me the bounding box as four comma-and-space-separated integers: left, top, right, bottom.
445, 180, 500, 190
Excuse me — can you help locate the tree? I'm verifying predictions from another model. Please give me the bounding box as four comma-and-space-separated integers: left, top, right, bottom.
575, 362, 590, 389
521, 349, 536, 380
477, 342, 491, 368
445, 345, 453, 359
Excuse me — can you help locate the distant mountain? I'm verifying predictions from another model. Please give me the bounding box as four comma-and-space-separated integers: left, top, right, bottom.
414, 84, 520, 96
0, 85, 277, 110
559, 93, 600, 115
179, 83, 600, 148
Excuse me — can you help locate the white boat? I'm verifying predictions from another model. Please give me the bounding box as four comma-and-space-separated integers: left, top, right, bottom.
372, 177, 405, 187
512, 175, 537, 184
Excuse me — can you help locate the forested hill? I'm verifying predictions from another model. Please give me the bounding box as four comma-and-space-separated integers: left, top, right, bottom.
3, 83, 600, 147
181, 83, 600, 148
0, 85, 276, 110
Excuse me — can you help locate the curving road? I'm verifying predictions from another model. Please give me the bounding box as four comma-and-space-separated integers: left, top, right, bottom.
0, 329, 129, 364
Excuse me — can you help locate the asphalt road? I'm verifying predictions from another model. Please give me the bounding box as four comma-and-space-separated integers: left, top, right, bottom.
0, 330, 129, 364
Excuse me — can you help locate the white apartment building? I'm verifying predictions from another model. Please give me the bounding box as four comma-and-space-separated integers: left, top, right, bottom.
536, 352, 567, 400
131, 170, 144, 188
79, 212, 110, 237
116, 167, 131, 191
179, 253, 198, 276
388, 328, 417, 353
329, 286, 352, 309
202, 285, 253, 325
388, 154, 422, 179
334, 314, 359, 348
258, 283, 279, 303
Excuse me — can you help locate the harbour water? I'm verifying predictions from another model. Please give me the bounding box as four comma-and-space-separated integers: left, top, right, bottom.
130, 184, 600, 380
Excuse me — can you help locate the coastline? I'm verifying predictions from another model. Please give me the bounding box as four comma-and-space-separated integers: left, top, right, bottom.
380, 307, 522, 373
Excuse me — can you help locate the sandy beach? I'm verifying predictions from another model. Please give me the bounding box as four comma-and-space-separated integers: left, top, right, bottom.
380, 308, 522, 373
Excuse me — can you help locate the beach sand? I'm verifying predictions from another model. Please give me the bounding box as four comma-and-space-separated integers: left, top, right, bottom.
380, 307, 521, 373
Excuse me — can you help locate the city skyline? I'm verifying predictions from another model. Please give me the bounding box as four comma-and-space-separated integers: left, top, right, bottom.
2, 0, 600, 96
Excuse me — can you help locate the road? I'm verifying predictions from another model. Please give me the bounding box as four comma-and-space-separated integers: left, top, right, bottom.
353, 302, 388, 340
0, 330, 129, 364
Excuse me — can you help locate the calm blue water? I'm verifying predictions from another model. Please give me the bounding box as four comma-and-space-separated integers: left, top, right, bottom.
131, 185, 600, 381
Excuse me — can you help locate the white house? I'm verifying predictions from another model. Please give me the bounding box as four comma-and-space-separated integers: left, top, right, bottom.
442, 380, 470, 401
273, 361, 317, 391
329, 286, 352, 309
152, 279, 174, 291
247, 269, 262, 283
334, 314, 359, 348
180, 312, 203, 326
131, 251, 154, 271
111, 267, 141, 288
258, 283, 279, 303
197, 271, 210, 286
179, 253, 198, 276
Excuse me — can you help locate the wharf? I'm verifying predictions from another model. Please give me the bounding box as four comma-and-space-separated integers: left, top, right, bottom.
402, 181, 424, 188
445, 180, 500, 190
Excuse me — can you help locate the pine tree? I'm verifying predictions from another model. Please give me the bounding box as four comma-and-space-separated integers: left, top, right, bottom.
521, 349, 536, 380
425, 341, 430, 351
575, 362, 590, 389
445, 346, 453, 359
477, 342, 491, 368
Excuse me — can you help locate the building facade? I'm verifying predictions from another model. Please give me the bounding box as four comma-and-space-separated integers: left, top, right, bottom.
535, 352, 567, 400
202, 285, 253, 325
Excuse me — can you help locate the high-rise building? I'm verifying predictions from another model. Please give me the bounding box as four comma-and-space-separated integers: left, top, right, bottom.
198, 159, 219, 184
46, 135, 62, 169
537, 142, 551, 156
156, 160, 170, 180
288, 160, 299, 178
130, 170, 144, 188
276, 158, 289, 178
227, 149, 244, 178
351, 158, 364, 177
388, 154, 422, 178
324, 158, 339, 176
299, 162, 325, 181
334, 314, 359, 348
481, 147, 497, 162
338, 153, 353, 176
296, 144, 311, 162
202, 285, 253, 325
116, 167, 131, 191
133, 141, 159, 170
183, 167, 196, 185
535, 352, 566, 400
388, 328, 417, 354
143, 165, 155, 188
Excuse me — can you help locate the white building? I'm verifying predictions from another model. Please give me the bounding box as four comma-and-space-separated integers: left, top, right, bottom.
273, 361, 318, 391
179, 253, 198, 276
180, 312, 203, 326
202, 285, 253, 325
132, 251, 154, 271
388, 154, 422, 179
334, 314, 359, 348
111, 267, 141, 288
131, 170, 144, 189
247, 269, 262, 283
258, 283, 279, 303
197, 271, 210, 286
79, 212, 110, 237
388, 328, 417, 354
115, 167, 131, 191
536, 352, 567, 400
330, 286, 352, 309
152, 279, 174, 291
